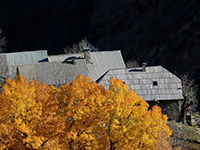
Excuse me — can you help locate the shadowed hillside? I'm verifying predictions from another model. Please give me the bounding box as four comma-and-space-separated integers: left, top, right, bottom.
0, 0, 200, 94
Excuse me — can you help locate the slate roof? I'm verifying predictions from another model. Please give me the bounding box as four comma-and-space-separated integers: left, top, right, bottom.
48, 50, 126, 81
0, 50, 47, 78
47, 53, 82, 62
98, 66, 183, 101
17, 50, 125, 85
0, 49, 125, 87
87, 50, 125, 81
17, 59, 88, 86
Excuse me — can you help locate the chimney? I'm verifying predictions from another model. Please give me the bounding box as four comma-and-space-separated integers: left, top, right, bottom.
83, 49, 92, 64
72, 58, 76, 65
142, 62, 146, 71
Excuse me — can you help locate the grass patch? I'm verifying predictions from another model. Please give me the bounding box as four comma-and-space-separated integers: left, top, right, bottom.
167, 121, 200, 150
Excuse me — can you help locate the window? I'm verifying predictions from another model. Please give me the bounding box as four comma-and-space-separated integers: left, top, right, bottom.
152, 81, 158, 86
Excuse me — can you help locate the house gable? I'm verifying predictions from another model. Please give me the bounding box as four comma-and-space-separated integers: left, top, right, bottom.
99, 66, 183, 101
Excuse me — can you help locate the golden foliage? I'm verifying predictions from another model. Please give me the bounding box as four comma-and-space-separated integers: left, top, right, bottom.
0, 75, 65, 149
0, 74, 173, 149
55, 75, 173, 149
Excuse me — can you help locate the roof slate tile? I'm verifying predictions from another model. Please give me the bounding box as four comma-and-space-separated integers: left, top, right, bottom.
99, 66, 183, 101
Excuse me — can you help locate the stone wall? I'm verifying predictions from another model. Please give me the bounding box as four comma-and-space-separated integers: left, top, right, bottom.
148, 100, 181, 121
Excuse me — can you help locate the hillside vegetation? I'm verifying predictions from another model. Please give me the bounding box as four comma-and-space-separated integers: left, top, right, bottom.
168, 120, 200, 150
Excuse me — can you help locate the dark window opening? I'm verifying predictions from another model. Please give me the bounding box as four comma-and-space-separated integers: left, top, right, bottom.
129, 68, 143, 72
152, 81, 158, 86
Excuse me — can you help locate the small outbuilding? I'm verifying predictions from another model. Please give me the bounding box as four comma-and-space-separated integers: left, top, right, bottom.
0, 50, 47, 79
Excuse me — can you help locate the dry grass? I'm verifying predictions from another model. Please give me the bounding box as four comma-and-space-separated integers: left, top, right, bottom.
167, 120, 200, 150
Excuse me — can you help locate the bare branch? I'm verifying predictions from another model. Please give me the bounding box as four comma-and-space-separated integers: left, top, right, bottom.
64, 38, 98, 54
180, 73, 198, 111
125, 59, 140, 68
177, 73, 198, 124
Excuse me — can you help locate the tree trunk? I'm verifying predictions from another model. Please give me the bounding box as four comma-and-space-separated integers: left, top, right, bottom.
110, 140, 116, 150
178, 95, 192, 124
178, 106, 187, 124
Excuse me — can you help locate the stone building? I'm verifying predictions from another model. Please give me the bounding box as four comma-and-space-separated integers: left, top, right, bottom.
98, 65, 183, 121
16, 50, 126, 85
0, 50, 183, 120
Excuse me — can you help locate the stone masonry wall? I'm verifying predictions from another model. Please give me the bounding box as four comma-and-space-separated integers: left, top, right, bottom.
148, 100, 180, 121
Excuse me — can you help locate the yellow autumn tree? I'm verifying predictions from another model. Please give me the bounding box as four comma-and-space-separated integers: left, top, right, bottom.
0, 74, 173, 150
0, 75, 66, 149
54, 75, 173, 150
